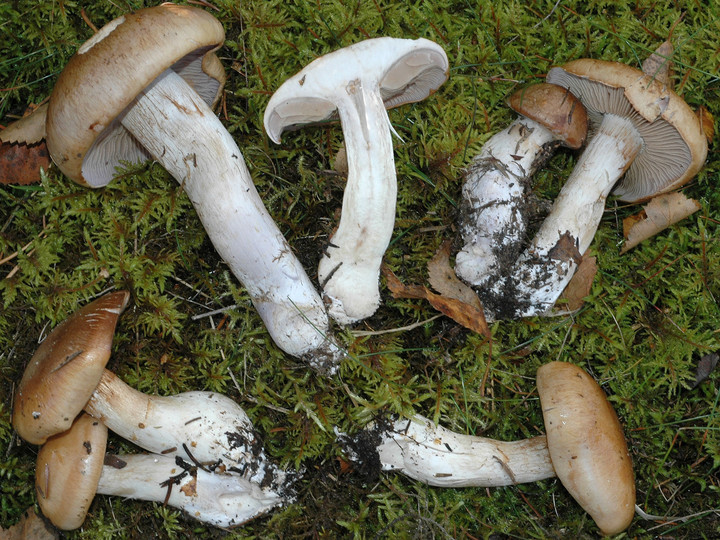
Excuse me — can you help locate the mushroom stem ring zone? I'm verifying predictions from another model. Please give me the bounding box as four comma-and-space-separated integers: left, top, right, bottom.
45, 4, 340, 372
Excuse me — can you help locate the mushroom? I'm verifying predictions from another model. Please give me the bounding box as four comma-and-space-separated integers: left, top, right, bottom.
492, 58, 707, 318
36, 413, 285, 529
339, 362, 635, 535
455, 83, 588, 292
13, 291, 290, 491
264, 37, 449, 325
44, 3, 340, 371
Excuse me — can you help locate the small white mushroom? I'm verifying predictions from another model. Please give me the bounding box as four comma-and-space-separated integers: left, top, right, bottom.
455, 83, 588, 294
44, 4, 339, 371
265, 37, 449, 325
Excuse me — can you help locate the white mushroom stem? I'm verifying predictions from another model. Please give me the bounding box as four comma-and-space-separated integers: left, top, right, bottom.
348, 415, 554, 487
84, 370, 289, 491
120, 68, 339, 371
97, 453, 284, 528
316, 82, 396, 325
492, 113, 643, 318
455, 117, 561, 290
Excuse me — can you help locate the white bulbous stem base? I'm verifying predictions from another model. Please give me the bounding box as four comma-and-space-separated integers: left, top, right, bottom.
456, 117, 558, 288
120, 69, 338, 369
491, 113, 643, 318
97, 453, 284, 528
85, 371, 288, 490
369, 415, 553, 487
317, 80, 396, 325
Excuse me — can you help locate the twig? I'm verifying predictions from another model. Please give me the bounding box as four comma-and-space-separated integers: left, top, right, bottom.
191, 304, 238, 321
351, 314, 442, 337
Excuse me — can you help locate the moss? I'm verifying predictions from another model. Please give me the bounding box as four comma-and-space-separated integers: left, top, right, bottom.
2, 0, 720, 538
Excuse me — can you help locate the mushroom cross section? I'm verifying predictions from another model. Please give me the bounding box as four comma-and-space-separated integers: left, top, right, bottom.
44, 4, 339, 371
339, 361, 635, 535
264, 37, 449, 325
455, 83, 587, 292
494, 58, 707, 318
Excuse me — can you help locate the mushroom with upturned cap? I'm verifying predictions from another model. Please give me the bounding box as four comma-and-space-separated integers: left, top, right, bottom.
455, 83, 588, 293
35, 413, 285, 529
338, 361, 635, 535
45, 3, 339, 372
264, 37, 449, 325
493, 58, 708, 318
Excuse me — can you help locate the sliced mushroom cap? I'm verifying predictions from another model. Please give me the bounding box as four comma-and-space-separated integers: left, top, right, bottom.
537, 361, 635, 536
264, 37, 449, 142
507, 83, 588, 149
46, 4, 226, 187
12, 291, 129, 445
35, 413, 108, 530
546, 59, 707, 202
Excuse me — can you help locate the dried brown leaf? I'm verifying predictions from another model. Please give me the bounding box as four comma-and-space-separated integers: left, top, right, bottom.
427, 240, 484, 310
642, 40, 674, 87
696, 106, 714, 144
383, 266, 490, 337
0, 103, 50, 185
692, 353, 719, 389
558, 253, 597, 311
0, 141, 50, 185
548, 231, 582, 264
0, 508, 58, 540
621, 192, 701, 253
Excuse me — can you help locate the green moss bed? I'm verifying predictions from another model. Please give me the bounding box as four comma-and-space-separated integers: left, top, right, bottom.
1, 1, 719, 538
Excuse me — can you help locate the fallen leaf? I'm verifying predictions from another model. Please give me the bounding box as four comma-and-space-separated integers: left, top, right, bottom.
427, 240, 484, 310
383, 266, 490, 338
642, 40, 674, 86
691, 353, 719, 389
0, 141, 51, 185
548, 231, 582, 264
696, 106, 714, 144
557, 253, 597, 312
1, 103, 50, 185
180, 476, 198, 497
621, 192, 701, 253
0, 508, 58, 540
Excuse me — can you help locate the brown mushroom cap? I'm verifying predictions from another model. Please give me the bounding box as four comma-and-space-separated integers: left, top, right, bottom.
36, 412, 108, 530
546, 59, 707, 202
507, 83, 588, 149
46, 4, 226, 188
12, 291, 129, 445
537, 361, 635, 536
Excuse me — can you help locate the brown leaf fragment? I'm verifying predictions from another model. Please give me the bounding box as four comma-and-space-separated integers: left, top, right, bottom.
1, 102, 48, 145
642, 40, 674, 87
696, 106, 715, 144
557, 253, 597, 312
547, 231, 582, 264
180, 476, 198, 497
383, 266, 490, 338
691, 352, 719, 389
427, 240, 484, 310
0, 140, 50, 185
621, 192, 701, 253
0, 508, 58, 540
